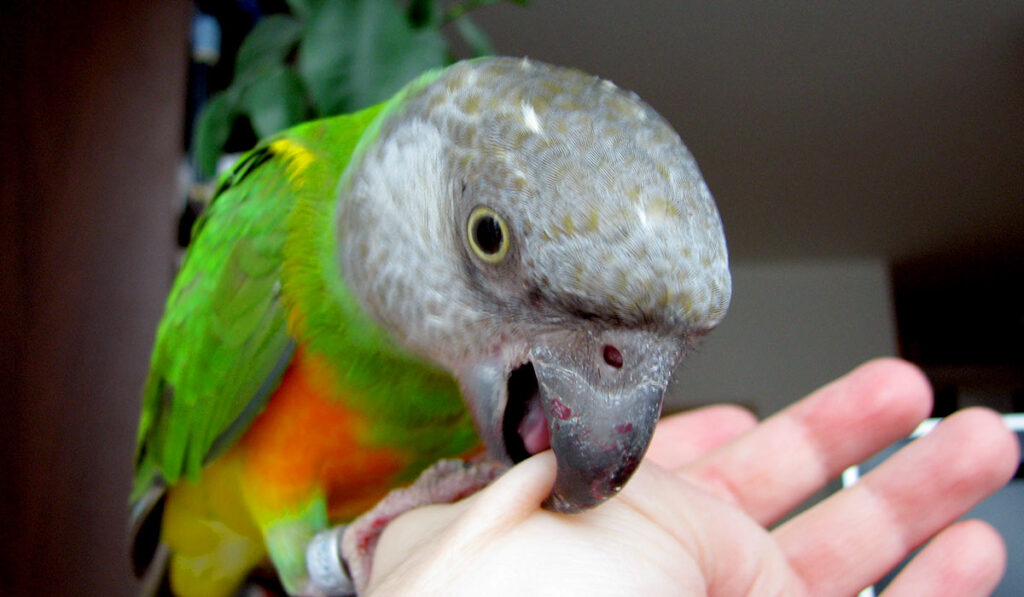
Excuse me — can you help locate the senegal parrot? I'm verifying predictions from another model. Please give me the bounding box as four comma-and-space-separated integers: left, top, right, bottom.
130, 57, 731, 597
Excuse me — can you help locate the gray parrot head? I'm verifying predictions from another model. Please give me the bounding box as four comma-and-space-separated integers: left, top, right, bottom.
339, 57, 730, 512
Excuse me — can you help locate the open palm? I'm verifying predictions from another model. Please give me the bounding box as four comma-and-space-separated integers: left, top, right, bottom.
367, 359, 1018, 596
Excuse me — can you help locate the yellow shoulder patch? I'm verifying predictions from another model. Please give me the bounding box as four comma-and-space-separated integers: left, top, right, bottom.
269, 139, 315, 185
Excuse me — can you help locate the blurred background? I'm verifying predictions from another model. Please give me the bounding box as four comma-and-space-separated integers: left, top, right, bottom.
1, 1, 1021, 595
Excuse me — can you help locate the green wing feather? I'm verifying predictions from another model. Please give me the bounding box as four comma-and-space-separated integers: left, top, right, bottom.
133, 147, 294, 499
132, 65, 462, 503
132, 109, 382, 501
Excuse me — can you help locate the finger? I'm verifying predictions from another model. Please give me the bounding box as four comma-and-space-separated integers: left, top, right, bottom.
646, 405, 757, 469
370, 453, 557, 590
461, 451, 557, 526
683, 358, 932, 521
775, 408, 1018, 596
881, 519, 1007, 597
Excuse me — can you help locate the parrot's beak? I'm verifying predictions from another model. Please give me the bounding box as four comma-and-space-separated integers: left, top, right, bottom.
529, 329, 682, 513
457, 329, 682, 514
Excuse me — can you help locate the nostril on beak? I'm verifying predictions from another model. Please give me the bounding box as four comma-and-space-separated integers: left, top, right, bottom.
602, 345, 623, 369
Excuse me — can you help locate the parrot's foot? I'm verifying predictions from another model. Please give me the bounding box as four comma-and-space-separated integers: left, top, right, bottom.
326, 458, 506, 594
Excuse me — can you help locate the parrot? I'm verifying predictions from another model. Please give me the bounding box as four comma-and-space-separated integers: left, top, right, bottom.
130, 56, 731, 597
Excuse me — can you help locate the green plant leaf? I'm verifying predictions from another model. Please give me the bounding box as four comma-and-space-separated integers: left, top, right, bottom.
453, 15, 495, 56
296, 0, 356, 115
193, 90, 240, 177
347, 25, 447, 110
242, 66, 309, 138
284, 0, 326, 20
297, 0, 447, 116
234, 14, 303, 87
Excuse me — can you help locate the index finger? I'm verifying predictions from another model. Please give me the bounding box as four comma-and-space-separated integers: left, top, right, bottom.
680, 358, 933, 524
646, 404, 758, 469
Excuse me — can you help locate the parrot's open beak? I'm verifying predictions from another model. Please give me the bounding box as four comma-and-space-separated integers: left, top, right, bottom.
458, 329, 682, 514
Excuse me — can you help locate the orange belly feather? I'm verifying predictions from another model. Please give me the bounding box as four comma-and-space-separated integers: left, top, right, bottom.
239, 347, 408, 521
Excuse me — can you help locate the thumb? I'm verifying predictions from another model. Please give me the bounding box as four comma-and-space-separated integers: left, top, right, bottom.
461, 451, 558, 530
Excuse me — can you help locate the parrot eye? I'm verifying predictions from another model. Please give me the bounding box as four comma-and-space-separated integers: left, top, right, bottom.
467, 206, 510, 263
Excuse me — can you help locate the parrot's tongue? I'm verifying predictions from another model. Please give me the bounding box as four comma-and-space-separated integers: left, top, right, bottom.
517, 391, 551, 454
504, 362, 551, 461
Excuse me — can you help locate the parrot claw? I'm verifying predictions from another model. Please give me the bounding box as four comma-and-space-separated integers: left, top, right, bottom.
319, 458, 505, 594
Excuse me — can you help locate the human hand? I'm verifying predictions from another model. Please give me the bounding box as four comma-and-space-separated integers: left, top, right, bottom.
366, 359, 1019, 596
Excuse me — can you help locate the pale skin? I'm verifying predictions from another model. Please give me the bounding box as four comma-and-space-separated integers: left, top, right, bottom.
366, 359, 1020, 596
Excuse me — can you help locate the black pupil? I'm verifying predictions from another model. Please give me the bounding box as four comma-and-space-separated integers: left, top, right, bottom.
474, 216, 503, 254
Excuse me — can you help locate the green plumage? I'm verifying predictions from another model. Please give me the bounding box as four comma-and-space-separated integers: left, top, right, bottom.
134, 144, 294, 496
133, 65, 482, 508
132, 68, 484, 594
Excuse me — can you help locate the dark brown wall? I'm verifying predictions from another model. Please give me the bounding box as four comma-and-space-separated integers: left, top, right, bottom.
1, 2, 188, 594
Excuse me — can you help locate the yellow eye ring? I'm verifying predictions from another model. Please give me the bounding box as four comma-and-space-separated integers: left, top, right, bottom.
467, 206, 510, 263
